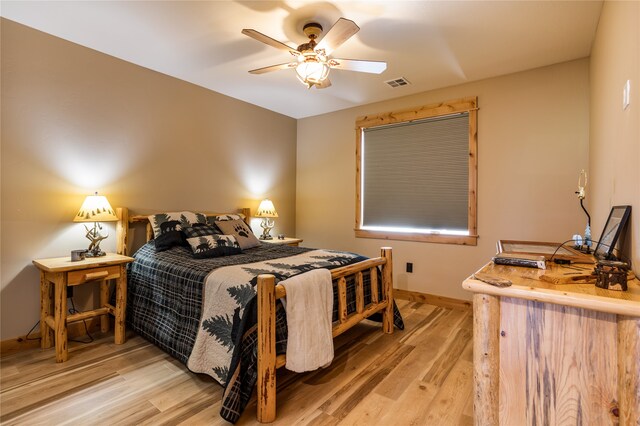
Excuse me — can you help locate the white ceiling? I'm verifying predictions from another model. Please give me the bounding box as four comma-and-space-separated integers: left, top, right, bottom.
1, 1, 603, 119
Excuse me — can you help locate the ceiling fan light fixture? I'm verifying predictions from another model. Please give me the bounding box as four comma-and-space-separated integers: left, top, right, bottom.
243, 18, 385, 89
295, 53, 330, 87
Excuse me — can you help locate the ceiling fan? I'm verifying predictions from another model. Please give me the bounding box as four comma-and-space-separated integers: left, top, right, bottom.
242, 18, 387, 89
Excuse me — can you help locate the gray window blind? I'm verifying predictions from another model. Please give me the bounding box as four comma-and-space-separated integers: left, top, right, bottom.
362, 112, 469, 232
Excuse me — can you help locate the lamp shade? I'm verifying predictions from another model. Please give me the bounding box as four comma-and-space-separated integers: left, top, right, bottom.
73, 193, 118, 222
255, 199, 278, 218
295, 53, 330, 86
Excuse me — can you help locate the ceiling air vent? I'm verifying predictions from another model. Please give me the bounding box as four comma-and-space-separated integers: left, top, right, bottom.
385, 77, 411, 88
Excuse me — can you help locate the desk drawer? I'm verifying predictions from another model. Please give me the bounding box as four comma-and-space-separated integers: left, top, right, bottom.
68, 265, 121, 286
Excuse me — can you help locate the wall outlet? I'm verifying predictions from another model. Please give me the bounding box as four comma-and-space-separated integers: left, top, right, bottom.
623, 80, 631, 110
406, 262, 413, 273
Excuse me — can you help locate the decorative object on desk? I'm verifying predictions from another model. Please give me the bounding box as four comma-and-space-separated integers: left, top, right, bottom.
595, 259, 629, 291
540, 267, 595, 284
73, 192, 118, 257
497, 240, 593, 264
70, 249, 87, 262
255, 199, 278, 240
572, 234, 583, 249
594, 205, 631, 261
493, 253, 546, 269
278, 234, 285, 240
473, 273, 512, 287
575, 169, 592, 252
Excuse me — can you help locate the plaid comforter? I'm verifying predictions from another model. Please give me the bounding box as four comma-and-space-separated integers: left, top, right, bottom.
127, 241, 404, 423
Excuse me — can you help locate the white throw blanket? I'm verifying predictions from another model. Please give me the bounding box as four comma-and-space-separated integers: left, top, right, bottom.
280, 268, 334, 373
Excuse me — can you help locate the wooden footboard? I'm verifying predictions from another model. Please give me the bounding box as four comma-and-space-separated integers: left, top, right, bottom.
256, 247, 394, 423
114, 208, 394, 423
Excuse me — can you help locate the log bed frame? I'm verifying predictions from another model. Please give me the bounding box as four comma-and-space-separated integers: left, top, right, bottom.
114, 207, 394, 423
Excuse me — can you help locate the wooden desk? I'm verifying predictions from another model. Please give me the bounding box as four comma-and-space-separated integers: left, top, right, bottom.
33, 253, 134, 362
463, 261, 640, 425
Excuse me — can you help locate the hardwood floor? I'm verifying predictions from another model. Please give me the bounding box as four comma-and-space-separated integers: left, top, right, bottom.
0, 300, 473, 425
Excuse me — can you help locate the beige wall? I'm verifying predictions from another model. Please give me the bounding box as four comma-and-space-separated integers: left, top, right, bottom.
0, 19, 297, 340
297, 59, 590, 301
589, 1, 639, 275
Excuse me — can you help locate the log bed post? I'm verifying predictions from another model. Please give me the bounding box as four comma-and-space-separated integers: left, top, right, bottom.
381, 247, 394, 334
257, 274, 277, 423
116, 207, 129, 256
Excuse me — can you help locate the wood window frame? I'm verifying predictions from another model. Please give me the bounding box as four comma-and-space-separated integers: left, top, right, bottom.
355, 96, 478, 245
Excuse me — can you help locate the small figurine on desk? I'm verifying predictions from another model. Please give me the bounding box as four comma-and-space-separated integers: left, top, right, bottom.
595, 260, 629, 291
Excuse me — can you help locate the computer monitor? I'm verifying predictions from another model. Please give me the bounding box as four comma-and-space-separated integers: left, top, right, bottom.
594, 205, 631, 260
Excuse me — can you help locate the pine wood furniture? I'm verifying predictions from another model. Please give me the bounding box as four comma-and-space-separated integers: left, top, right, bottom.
115, 207, 395, 423
33, 253, 134, 362
463, 260, 640, 425
261, 237, 303, 247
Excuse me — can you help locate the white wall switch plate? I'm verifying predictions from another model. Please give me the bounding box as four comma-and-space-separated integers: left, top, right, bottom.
623, 79, 631, 110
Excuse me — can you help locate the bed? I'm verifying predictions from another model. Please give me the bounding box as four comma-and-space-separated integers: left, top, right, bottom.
114, 207, 404, 423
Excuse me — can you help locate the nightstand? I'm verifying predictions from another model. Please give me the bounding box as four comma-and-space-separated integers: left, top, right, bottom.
33, 253, 134, 362
262, 237, 303, 247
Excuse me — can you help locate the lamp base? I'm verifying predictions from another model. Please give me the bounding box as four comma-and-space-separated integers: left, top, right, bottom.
85, 248, 107, 257
259, 218, 275, 240
83, 222, 109, 258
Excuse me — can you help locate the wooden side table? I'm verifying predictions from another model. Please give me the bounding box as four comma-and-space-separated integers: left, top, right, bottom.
33, 253, 134, 362
262, 237, 303, 247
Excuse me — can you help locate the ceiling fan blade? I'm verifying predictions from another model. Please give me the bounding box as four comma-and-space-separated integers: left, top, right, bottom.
248, 62, 296, 74
329, 59, 387, 74
242, 29, 299, 55
315, 18, 360, 56
315, 78, 332, 89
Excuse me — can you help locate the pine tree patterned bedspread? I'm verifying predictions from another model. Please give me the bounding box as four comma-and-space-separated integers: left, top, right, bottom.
127, 241, 404, 423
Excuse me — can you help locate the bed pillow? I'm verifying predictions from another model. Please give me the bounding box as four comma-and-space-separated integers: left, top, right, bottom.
148, 211, 208, 252
215, 219, 261, 250
183, 224, 222, 239
186, 234, 242, 259
154, 230, 187, 252
148, 211, 208, 237
206, 213, 246, 227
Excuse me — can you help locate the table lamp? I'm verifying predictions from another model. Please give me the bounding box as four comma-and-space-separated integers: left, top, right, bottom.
73, 192, 119, 257
255, 199, 278, 240
575, 169, 591, 253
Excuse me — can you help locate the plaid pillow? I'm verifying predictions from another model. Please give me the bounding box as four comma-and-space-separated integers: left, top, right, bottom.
183, 224, 221, 239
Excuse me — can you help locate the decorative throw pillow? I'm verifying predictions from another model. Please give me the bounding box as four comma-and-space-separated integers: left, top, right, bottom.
148, 211, 208, 237
206, 213, 246, 227
215, 219, 261, 249
186, 234, 242, 259
183, 224, 222, 239
148, 211, 208, 252
154, 230, 186, 252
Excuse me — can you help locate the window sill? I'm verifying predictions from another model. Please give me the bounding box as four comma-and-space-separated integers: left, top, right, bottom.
354, 229, 478, 246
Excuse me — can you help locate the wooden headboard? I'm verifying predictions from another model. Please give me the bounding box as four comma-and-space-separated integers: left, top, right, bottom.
115, 207, 251, 256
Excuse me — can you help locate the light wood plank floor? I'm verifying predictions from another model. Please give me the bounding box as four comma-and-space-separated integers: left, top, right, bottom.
0, 300, 473, 425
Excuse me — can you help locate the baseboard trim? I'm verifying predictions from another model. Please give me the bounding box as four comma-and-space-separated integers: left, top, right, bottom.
394, 288, 471, 311
1, 318, 102, 357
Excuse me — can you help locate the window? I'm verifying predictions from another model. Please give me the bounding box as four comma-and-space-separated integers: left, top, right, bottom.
355, 97, 478, 245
